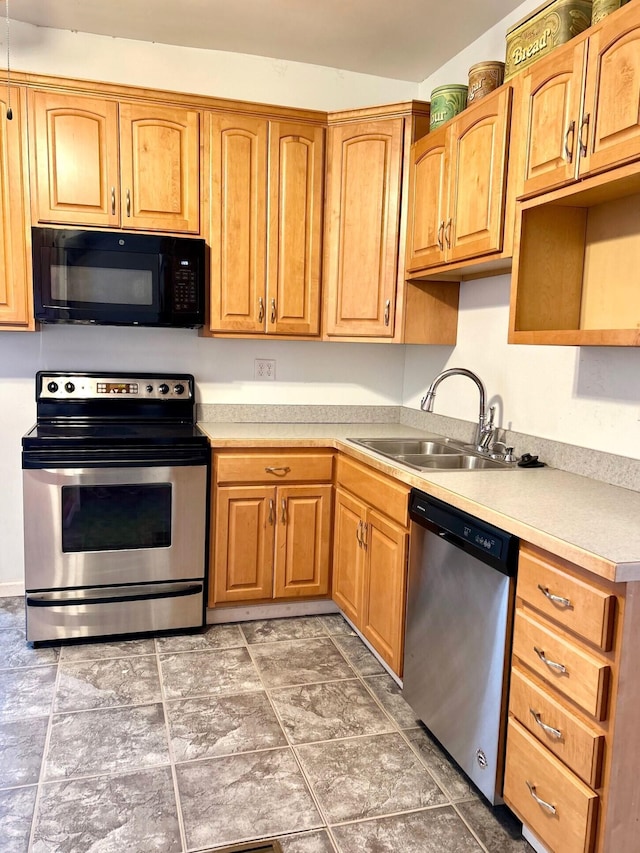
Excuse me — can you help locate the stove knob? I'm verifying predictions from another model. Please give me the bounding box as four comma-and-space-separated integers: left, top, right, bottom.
47, 381, 59, 393
145, 384, 154, 394
158, 383, 170, 395
64, 382, 75, 393
174, 383, 185, 395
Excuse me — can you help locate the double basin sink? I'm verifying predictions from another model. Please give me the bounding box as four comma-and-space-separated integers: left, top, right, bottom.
348, 436, 515, 472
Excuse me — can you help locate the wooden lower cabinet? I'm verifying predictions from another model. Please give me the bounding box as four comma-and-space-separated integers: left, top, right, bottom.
332, 460, 409, 676
503, 543, 640, 853
210, 450, 333, 606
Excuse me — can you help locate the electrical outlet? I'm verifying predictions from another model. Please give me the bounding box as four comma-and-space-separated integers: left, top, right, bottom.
254, 358, 276, 380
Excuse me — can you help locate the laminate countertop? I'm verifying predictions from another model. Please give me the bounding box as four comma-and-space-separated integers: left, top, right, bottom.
197, 421, 640, 584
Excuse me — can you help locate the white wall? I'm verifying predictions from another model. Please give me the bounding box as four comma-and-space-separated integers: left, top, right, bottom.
405, 0, 640, 459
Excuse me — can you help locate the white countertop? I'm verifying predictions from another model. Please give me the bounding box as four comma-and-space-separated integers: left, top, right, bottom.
197, 421, 640, 583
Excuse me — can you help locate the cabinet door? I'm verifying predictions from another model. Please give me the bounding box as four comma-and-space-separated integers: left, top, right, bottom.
211, 486, 274, 604
324, 118, 403, 337
361, 508, 408, 675
448, 87, 512, 262
332, 488, 366, 625
521, 40, 587, 197
581, 2, 640, 177
29, 90, 119, 227
274, 484, 332, 598
268, 122, 324, 336
119, 102, 200, 233
0, 87, 32, 329
209, 114, 268, 332
405, 126, 448, 271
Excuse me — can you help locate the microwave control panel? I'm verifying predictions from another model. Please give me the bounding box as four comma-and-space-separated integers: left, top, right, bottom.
172, 259, 199, 314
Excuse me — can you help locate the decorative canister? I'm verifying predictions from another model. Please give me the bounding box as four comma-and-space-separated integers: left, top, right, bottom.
429, 84, 468, 131
468, 61, 506, 103
504, 0, 593, 80
591, 0, 630, 24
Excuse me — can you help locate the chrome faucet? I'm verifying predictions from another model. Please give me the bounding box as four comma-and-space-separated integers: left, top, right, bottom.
420, 368, 495, 453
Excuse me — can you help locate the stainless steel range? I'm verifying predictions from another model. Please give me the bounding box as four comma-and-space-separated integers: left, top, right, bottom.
22, 371, 210, 643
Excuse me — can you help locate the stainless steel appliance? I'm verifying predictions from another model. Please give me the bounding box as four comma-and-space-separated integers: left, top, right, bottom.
403, 490, 518, 804
22, 371, 210, 642
32, 228, 206, 327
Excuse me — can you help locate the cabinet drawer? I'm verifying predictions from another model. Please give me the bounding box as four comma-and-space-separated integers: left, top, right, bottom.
510, 666, 604, 788
216, 451, 333, 484
519, 547, 615, 650
336, 455, 409, 528
513, 610, 610, 720
504, 718, 598, 853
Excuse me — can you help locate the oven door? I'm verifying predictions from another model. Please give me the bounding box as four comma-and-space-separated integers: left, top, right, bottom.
23, 464, 207, 590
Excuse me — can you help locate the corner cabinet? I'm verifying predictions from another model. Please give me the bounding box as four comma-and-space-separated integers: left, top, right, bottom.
323, 103, 459, 345
520, 1, 640, 198
28, 90, 200, 232
0, 87, 34, 331
405, 84, 517, 281
503, 543, 640, 853
332, 455, 409, 675
210, 450, 333, 605
207, 113, 324, 337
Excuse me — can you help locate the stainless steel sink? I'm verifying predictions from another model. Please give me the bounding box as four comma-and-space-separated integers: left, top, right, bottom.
349, 438, 461, 456
398, 453, 510, 470
348, 436, 515, 471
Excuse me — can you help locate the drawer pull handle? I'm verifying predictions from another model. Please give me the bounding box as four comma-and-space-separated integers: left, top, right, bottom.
534, 646, 567, 674
526, 781, 557, 815
530, 709, 563, 740
538, 585, 572, 608
264, 466, 291, 476
268, 498, 274, 525
281, 498, 287, 525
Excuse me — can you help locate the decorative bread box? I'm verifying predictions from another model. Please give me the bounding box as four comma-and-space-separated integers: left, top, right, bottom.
505, 0, 593, 80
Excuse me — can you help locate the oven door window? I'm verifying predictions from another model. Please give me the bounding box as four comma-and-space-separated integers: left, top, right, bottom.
61, 483, 172, 553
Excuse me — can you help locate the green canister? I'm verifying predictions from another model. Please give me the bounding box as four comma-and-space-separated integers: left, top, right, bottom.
429, 84, 468, 131
592, 0, 630, 24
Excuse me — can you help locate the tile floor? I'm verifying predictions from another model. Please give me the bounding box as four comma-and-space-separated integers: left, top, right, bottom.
0, 598, 534, 853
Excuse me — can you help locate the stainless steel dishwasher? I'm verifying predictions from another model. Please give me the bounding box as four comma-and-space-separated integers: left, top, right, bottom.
403, 489, 518, 804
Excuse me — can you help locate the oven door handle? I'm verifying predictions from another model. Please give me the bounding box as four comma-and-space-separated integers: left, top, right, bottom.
26, 582, 203, 607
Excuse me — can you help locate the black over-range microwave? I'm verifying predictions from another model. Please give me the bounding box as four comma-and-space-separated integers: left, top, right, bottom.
32, 228, 206, 327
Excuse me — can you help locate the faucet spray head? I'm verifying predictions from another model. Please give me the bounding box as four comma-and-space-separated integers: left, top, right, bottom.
420, 390, 435, 412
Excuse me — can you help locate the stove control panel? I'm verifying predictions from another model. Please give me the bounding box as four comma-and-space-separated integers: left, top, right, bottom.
39, 375, 194, 401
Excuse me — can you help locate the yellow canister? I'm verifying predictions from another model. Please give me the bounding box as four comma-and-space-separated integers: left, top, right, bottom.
591, 0, 630, 24
468, 61, 506, 103
429, 84, 468, 131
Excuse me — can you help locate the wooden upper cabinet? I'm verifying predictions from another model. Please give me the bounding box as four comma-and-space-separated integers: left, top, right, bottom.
208, 115, 323, 337
448, 87, 512, 261
405, 86, 512, 273
405, 126, 448, 272
581, 1, 640, 177
119, 103, 200, 232
29, 91, 200, 232
268, 122, 324, 336
208, 113, 268, 333
324, 118, 403, 337
520, 40, 586, 197
30, 91, 120, 227
0, 87, 33, 330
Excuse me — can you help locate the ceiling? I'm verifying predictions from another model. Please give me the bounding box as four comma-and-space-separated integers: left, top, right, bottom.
7, 0, 526, 82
